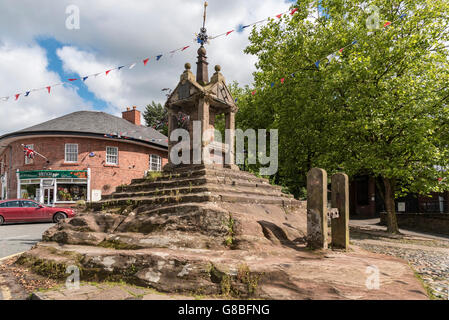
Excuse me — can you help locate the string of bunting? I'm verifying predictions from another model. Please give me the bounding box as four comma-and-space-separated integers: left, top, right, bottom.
244, 13, 408, 99
0, 5, 299, 103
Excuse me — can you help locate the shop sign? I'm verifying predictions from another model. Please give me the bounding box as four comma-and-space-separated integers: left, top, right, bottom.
19, 170, 88, 180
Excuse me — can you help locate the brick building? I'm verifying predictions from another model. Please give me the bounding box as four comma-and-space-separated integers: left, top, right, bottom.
0, 107, 168, 206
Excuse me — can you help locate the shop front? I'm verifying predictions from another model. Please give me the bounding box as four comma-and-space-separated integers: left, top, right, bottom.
17, 169, 91, 206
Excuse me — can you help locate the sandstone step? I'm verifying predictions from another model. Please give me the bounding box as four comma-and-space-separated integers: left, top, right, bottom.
131, 167, 271, 186
106, 184, 292, 202
117, 176, 282, 194
94, 191, 300, 211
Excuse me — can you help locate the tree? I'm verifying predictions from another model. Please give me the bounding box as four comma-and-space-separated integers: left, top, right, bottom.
143, 101, 168, 136
242, 0, 449, 233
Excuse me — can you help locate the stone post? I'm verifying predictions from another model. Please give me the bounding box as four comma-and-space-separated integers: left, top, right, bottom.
331, 173, 349, 250
198, 96, 210, 164
225, 111, 237, 169
307, 168, 328, 249
166, 109, 178, 165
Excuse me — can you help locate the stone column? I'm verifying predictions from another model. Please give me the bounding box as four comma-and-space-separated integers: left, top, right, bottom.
167, 110, 178, 166
197, 97, 210, 164
331, 173, 349, 250
225, 111, 237, 169
307, 168, 328, 249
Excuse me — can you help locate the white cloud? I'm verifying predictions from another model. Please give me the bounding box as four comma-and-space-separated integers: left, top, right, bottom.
0, 0, 294, 133
0, 41, 90, 135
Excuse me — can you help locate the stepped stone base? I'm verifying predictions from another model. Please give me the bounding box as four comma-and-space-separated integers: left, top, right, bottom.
16, 165, 427, 299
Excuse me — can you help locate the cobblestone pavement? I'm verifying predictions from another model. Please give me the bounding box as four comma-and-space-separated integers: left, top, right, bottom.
351, 227, 449, 300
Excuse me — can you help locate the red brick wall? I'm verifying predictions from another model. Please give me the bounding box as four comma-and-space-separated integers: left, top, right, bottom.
0, 136, 167, 199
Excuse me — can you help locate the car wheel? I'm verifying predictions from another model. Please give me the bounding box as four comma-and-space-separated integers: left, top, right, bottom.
53, 212, 67, 223
0, 216, 4, 225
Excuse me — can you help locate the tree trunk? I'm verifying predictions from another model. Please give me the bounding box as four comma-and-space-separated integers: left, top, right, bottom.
383, 177, 400, 234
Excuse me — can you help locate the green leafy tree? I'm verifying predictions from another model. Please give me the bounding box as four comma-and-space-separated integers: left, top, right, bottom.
143, 101, 168, 136
242, 0, 449, 233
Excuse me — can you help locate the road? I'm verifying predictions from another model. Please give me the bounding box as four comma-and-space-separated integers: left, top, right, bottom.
0, 223, 54, 259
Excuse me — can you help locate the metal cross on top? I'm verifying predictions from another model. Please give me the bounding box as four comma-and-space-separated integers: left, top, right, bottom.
196, 1, 209, 46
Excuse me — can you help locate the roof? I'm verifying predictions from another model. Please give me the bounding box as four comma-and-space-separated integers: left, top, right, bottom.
0, 111, 168, 149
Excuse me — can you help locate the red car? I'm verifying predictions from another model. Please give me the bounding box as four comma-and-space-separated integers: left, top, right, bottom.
0, 199, 76, 225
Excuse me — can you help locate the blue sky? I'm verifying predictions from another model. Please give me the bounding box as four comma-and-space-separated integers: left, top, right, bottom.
36, 37, 108, 110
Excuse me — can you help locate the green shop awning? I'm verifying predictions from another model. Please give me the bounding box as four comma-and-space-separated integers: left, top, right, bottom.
19, 170, 88, 180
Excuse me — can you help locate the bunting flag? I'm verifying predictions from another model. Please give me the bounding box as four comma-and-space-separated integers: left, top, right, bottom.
0, 6, 407, 104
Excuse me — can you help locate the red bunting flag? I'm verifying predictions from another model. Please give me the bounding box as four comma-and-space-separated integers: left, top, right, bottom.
251, 90, 256, 96
384, 21, 391, 28
181, 46, 190, 51
68, 78, 78, 82
290, 8, 298, 15
280, 78, 285, 84
143, 58, 149, 66
276, 13, 283, 19
15, 94, 20, 100
339, 48, 344, 53
226, 30, 234, 36
46, 86, 51, 94
106, 70, 111, 76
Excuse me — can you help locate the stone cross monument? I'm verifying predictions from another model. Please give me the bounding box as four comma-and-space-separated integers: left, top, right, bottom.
164, 2, 239, 170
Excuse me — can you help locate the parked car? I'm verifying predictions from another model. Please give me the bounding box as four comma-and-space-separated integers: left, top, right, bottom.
0, 199, 76, 225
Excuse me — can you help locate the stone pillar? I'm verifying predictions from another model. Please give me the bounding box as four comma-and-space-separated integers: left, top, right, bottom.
167, 110, 178, 165
307, 168, 328, 249
331, 173, 349, 250
225, 111, 237, 169
198, 97, 210, 164
196, 46, 209, 85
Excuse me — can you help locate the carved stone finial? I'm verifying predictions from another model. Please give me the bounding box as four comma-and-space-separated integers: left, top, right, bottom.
185, 63, 191, 70
214, 65, 221, 72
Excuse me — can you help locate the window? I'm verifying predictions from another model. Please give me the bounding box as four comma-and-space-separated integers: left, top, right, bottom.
149, 154, 162, 171
106, 147, 118, 165
65, 144, 78, 163
3, 201, 20, 208
21, 201, 39, 208
24, 144, 34, 165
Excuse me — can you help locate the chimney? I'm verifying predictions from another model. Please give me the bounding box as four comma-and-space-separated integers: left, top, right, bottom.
122, 106, 141, 126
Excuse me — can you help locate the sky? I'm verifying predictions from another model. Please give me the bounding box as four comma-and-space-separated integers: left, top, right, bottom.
0, 0, 297, 135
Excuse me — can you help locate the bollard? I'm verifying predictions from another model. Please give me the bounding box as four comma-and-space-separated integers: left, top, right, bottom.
331, 173, 349, 250
307, 168, 328, 249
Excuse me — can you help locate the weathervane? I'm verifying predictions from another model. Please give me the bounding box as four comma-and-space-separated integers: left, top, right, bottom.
195, 1, 209, 46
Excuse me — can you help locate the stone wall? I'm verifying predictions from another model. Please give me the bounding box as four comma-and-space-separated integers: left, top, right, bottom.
380, 211, 449, 236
